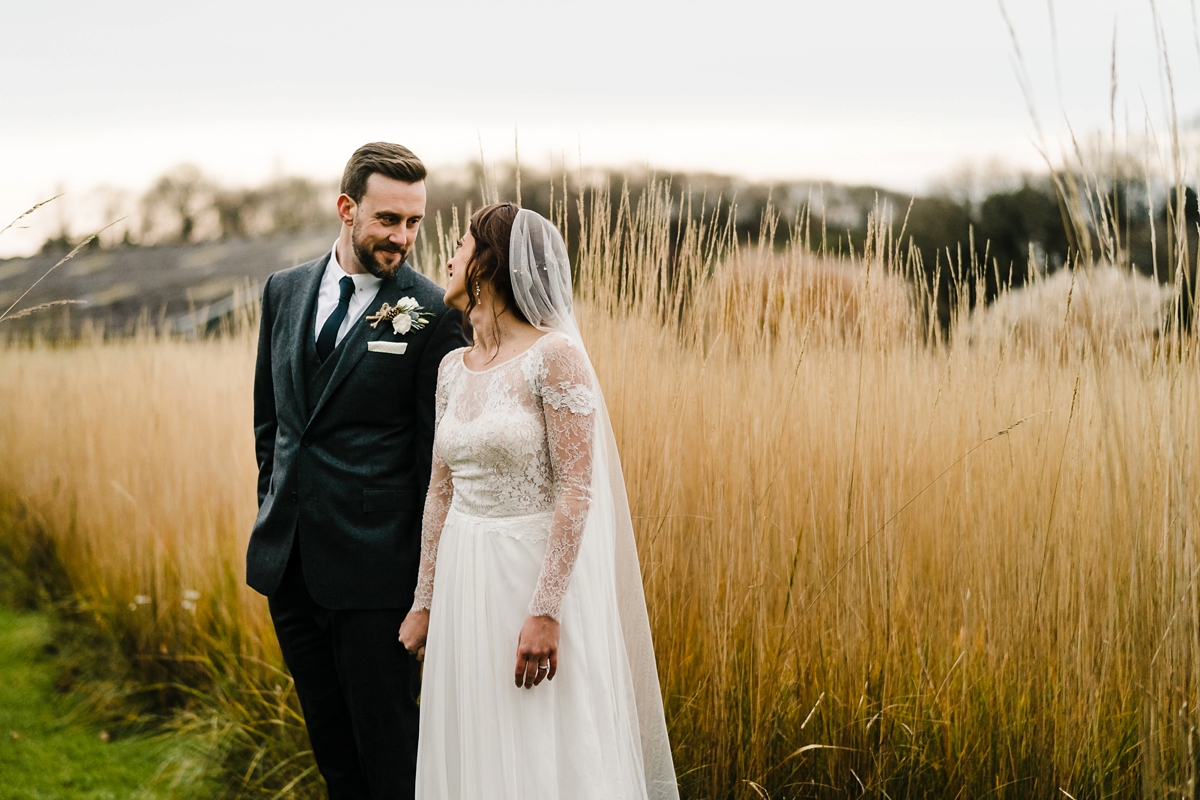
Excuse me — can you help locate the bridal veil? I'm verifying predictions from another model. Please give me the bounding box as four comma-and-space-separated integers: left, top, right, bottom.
509, 210, 679, 800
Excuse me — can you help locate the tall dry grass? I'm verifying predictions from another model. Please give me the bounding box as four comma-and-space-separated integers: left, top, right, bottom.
1, 176, 1199, 798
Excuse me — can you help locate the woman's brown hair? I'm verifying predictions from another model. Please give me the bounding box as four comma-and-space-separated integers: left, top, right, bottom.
463, 202, 527, 333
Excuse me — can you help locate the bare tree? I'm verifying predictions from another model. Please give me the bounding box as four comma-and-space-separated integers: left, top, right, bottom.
261, 177, 333, 234
213, 187, 263, 239
140, 164, 214, 244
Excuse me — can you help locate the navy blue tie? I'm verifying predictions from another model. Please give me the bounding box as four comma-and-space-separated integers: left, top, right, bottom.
316, 276, 355, 362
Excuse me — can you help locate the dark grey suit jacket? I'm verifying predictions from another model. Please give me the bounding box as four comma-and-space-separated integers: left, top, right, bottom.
247, 253, 469, 609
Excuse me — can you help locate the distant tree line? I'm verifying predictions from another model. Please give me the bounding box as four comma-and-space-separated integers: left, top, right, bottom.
41, 165, 341, 252
901, 180, 1198, 328
566, 170, 1198, 331
43, 161, 1198, 330
140, 165, 338, 244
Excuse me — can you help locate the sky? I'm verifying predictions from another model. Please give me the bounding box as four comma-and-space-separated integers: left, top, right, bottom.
2, 0, 1198, 256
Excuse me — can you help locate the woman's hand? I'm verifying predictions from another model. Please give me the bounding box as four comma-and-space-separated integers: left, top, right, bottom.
514, 614, 559, 688
399, 609, 430, 662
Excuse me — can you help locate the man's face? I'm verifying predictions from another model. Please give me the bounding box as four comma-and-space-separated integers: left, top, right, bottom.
345, 173, 427, 279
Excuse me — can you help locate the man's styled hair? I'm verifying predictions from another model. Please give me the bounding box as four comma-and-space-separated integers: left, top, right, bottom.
340, 142, 427, 203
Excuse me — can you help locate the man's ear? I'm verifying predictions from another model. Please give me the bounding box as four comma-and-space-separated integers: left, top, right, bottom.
336, 194, 356, 226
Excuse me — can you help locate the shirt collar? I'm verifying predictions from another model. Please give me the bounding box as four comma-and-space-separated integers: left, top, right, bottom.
328, 240, 384, 293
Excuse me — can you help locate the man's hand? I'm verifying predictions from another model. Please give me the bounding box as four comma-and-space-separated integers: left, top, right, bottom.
399, 609, 430, 662
514, 615, 559, 688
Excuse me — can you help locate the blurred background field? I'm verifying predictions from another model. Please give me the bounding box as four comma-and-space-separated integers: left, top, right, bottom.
3, 1, 1200, 797
1, 150, 1199, 796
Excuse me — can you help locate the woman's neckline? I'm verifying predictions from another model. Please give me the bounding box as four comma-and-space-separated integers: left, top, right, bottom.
459, 330, 558, 375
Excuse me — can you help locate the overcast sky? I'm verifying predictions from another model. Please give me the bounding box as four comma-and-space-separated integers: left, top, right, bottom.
2, 0, 1198, 255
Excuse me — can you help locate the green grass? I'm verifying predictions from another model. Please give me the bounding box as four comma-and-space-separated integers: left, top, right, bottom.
0, 607, 181, 800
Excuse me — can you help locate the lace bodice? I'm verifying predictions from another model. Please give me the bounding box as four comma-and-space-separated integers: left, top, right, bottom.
411, 332, 597, 620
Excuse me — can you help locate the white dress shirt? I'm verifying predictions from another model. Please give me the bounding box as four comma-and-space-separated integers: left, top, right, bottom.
313, 241, 383, 347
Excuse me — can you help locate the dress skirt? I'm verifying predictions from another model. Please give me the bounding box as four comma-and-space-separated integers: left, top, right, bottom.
415, 503, 650, 800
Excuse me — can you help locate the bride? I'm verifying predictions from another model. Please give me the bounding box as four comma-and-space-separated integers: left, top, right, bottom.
398, 203, 677, 799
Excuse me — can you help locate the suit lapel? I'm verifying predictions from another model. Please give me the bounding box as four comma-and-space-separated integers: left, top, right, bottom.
304, 263, 419, 427
290, 254, 329, 417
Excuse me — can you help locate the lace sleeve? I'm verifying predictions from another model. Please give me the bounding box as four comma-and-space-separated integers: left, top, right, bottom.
528, 336, 597, 620
411, 351, 462, 612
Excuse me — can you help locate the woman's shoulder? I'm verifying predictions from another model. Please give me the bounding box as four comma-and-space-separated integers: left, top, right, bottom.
523, 331, 595, 406
438, 346, 471, 380
529, 330, 586, 363
523, 331, 581, 374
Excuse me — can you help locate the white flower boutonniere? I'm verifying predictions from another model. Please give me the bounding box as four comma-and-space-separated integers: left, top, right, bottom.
366, 297, 433, 335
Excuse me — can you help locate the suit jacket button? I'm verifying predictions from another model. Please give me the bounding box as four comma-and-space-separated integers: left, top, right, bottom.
290, 492, 298, 502
301, 437, 311, 447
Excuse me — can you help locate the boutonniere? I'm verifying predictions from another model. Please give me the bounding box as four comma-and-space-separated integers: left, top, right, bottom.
367, 297, 433, 335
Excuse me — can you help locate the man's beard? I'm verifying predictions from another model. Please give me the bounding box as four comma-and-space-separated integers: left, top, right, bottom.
351, 222, 407, 279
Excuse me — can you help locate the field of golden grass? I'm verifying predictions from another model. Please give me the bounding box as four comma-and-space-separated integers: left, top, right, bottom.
1, 182, 1199, 798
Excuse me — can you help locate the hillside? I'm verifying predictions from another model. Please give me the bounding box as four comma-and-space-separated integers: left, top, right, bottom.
0, 230, 336, 335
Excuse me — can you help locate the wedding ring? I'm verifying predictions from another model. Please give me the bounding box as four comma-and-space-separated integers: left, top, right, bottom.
538, 663, 549, 670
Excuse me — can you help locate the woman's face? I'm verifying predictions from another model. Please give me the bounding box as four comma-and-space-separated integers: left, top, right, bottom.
444, 231, 476, 312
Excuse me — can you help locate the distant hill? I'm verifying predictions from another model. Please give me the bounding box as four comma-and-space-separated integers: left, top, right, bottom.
0, 230, 336, 335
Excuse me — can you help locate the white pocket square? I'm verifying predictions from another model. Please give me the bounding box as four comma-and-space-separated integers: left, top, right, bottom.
368, 341, 408, 355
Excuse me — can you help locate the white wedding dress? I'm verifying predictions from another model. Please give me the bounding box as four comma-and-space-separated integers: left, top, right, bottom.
411, 332, 655, 799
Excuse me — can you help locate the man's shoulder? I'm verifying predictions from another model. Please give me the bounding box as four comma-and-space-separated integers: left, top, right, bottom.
404, 266, 449, 313
266, 255, 328, 296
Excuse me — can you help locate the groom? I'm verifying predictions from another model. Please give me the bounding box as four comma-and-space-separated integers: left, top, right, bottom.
247, 142, 468, 798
